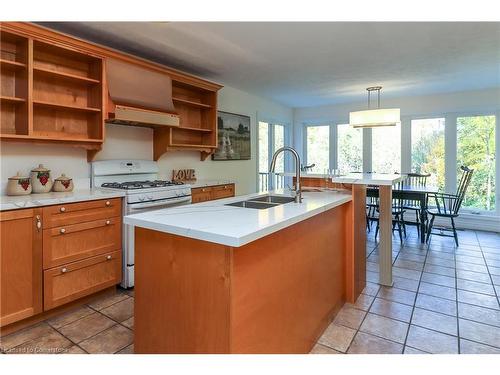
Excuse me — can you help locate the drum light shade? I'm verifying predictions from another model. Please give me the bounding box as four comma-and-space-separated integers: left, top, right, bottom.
349, 108, 400, 128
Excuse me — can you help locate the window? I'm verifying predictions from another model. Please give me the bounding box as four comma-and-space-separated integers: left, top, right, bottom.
337, 124, 363, 173
258, 121, 290, 191
258, 121, 269, 173
372, 124, 401, 173
411, 118, 445, 189
457, 115, 496, 211
306, 125, 330, 173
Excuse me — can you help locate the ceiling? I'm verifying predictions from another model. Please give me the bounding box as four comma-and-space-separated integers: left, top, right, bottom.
40, 22, 500, 108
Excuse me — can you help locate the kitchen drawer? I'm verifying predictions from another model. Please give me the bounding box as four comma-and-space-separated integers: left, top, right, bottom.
43, 217, 122, 269
191, 187, 212, 203
43, 198, 121, 228
43, 250, 122, 311
211, 184, 235, 200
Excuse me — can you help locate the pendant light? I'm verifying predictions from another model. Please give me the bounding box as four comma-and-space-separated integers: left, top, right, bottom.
349, 86, 400, 128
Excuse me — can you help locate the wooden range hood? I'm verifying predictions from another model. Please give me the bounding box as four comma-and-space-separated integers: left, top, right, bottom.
106, 58, 180, 128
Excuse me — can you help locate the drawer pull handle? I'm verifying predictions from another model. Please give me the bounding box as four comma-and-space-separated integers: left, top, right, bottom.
61, 267, 67, 273
105, 201, 111, 206
60, 228, 66, 234
106, 255, 112, 260
36, 215, 42, 231
60, 207, 66, 212
106, 220, 111, 225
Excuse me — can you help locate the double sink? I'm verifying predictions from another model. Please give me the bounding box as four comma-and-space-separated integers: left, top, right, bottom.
225, 194, 296, 209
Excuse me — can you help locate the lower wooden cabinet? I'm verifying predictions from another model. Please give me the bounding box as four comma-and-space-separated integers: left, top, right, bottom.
43, 250, 122, 310
0, 209, 43, 327
191, 183, 235, 203
0, 197, 123, 328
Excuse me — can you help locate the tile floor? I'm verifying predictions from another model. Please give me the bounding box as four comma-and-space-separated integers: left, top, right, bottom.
1, 228, 499, 354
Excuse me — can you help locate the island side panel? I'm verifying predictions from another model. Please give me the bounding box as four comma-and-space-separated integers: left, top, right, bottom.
345, 184, 367, 302
230, 203, 349, 354
134, 227, 232, 353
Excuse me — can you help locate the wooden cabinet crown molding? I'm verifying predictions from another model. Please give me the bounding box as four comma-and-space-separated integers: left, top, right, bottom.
1, 22, 223, 92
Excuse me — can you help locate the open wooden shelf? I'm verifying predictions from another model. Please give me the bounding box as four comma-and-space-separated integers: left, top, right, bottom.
0, 59, 26, 70
0, 96, 26, 103
172, 97, 212, 109
177, 125, 213, 132
33, 66, 101, 84
33, 100, 101, 113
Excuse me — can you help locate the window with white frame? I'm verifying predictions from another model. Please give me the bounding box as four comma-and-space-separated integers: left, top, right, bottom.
305, 125, 330, 173
337, 124, 363, 173
457, 115, 496, 212
411, 118, 445, 189
258, 121, 290, 191
372, 124, 401, 173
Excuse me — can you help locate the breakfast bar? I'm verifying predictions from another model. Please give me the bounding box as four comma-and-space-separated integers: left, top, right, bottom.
124, 189, 366, 353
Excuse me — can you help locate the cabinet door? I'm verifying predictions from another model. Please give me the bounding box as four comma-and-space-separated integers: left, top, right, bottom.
211, 184, 235, 200
0, 209, 43, 327
191, 187, 212, 203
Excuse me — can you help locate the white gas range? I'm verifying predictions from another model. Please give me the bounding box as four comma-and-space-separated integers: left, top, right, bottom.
91, 160, 192, 288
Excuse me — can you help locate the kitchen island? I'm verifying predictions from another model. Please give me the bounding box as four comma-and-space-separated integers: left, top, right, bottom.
124, 188, 366, 354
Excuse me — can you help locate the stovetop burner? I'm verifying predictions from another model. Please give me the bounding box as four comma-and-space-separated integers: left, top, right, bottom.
101, 180, 184, 190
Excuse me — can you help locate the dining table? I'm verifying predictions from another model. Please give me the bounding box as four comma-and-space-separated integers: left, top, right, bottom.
367, 183, 439, 243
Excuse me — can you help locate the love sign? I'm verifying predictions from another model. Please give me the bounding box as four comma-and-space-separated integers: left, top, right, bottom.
172, 169, 197, 182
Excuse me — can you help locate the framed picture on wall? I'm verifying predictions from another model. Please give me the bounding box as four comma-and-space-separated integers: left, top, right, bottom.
212, 111, 251, 161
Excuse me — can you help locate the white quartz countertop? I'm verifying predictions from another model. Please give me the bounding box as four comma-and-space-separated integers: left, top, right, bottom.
0, 189, 125, 211
331, 173, 406, 186
189, 179, 235, 189
124, 189, 352, 247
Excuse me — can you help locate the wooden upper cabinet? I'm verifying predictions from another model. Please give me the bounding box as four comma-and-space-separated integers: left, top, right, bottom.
1, 22, 223, 161
0, 209, 43, 327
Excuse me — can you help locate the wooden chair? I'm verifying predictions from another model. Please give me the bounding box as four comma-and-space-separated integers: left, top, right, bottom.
400, 172, 431, 237
426, 166, 474, 246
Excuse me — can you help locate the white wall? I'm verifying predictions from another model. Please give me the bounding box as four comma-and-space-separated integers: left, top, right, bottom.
0, 85, 292, 195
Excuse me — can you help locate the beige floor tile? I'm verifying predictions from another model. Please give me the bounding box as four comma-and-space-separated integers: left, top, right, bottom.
347, 331, 403, 354
63, 345, 87, 354
88, 292, 129, 311
361, 282, 380, 296
457, 269, 491, 284
460, 339, 500, 354
79, 325, 133, 354
420, 272, 456, 288
47, 306, 95, 329
117, 344, 135, 354
8, 330, 72, 354
488, 266, 500, 276
394, 259, 423, 271
101, 298, 134, 322
392, 267, 421, 281
459, 319, 500, 348
458, 302, 500, 327
369, 298, 413, 323
418, 282, 456, 300
378, 286, 416, 306
359, 313, 409, 343
121, 317, 134, 330
333, 304, 366, 329
415, 294, 457, 316
403, 346, 428, 354
423, 264, 455, 277
406, 325, 458, 354
411, 307, 458, 336
309, 343, 341, 354
0, 323, 55, 351
317, 323, 356, 353
425, 257, 455, 268
58, 312, 116, 343
455, 262, 489, 274
456, 255, 485, 265
392, 276, 420, 292
456, 279, 496, 296
457, 290, 499, 310
344, 294, 374, 311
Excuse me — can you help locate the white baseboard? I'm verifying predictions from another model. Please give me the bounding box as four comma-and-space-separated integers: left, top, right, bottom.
433, 213, 500, 233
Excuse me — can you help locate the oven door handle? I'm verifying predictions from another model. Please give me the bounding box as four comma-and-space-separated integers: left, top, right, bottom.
128, 195, 191, 210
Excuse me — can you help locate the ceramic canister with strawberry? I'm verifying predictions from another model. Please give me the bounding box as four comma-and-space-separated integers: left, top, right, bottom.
30, 164, 53, 193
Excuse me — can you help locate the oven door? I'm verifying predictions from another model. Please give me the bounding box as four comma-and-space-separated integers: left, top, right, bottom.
122, 195, 192, 288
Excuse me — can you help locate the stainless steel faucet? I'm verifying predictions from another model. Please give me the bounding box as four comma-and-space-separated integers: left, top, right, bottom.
269, 146, 302, 203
